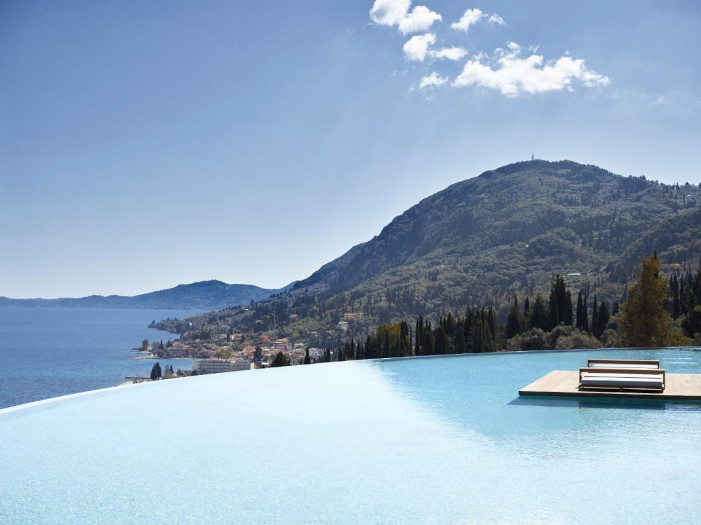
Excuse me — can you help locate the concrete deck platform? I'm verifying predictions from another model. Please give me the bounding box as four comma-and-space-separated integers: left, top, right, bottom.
519, 371, 701, 400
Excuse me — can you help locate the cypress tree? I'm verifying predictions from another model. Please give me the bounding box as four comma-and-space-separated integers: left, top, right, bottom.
415, 317, 422, 355
399, 321, 410, 357
471, 312, 484, 353
471, 309, 496, 353
455, 324, 466, 354
547, 287, 560, 330
576, 292, 585, 330
597, 301, 610, 337
680, 275, 688, 316
564, 290, 574, 326
592, 296, 599, 338
365, 335, 376, 359
554, 275, 568, 323
487, 308, 497, 343
672, 274, 681, 319
434, 326, 448, 354
530, 294, 548, 330
271, 351, 291, 367
422, 329, 434, 355
505, 296, 521, 339
463, 310, 473, 349
445, 313, 456, 337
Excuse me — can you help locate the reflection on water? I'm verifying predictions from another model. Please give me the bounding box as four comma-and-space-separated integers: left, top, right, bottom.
509, 395, 666, 409
1, 348, 700, 524
370, 348, 701, 437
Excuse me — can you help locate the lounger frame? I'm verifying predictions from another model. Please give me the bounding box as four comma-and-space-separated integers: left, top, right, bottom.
587, 359, 660, 369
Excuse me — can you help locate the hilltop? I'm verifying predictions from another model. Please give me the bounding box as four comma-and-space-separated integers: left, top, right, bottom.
151, 160, 701, 346
0, 280, 290, 311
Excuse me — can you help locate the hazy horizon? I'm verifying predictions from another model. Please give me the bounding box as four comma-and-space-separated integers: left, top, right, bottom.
2, 0, 700, 298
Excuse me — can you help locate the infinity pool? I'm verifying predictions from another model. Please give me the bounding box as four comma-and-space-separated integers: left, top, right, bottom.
2, 348, 700, 524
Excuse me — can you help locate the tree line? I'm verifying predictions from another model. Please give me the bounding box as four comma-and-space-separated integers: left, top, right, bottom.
504, 274, 615, 342
312, 257, 701, 365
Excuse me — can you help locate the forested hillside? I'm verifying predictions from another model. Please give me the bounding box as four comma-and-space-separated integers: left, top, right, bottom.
153, 160, 701, 349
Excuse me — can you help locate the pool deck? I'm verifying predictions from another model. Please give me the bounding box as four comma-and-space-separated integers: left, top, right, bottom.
519, 371, 701, 400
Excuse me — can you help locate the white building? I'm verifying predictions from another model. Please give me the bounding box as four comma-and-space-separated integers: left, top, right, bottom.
193, 359, 252, 374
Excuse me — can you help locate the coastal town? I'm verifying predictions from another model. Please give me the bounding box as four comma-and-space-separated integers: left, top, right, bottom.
133, 332, 329, 378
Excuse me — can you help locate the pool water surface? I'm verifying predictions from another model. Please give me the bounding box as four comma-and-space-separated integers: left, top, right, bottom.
1, 348, 700, 524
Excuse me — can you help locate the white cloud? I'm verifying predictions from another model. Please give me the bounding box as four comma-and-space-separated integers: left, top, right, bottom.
451, 8, 484, 32
403, 33, 436, 61
505, 41, 521, 53
488, 13, 506, 26
429, 46, 468, 61
419, 72, 449, 89
398, 5, 442, 34
453, 45, 610, 96
370, 0, 411, 26
451, 9, 506, 32
370, 1, 442, 35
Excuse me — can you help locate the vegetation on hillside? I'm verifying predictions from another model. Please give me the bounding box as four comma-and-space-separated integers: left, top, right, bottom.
149, 161, 701, 355
256, 257, 701, 365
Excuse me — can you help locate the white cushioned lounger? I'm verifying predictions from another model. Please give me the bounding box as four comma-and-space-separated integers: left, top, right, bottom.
580, 373, 664, 389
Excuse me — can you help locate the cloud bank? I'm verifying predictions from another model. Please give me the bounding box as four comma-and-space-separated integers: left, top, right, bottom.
370, 1, 610, 96
453, 44, 610, 95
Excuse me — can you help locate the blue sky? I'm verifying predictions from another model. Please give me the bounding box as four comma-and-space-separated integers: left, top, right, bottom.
1, 0, 699, 298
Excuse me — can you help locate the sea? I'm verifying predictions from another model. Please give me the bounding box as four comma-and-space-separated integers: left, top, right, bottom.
0, 307, 199, 409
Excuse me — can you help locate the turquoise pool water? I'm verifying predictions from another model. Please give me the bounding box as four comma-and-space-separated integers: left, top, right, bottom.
1, 348, 700, 524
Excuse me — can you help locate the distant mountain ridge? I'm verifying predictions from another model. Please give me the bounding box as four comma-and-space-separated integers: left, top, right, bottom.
0, 280, 292, 310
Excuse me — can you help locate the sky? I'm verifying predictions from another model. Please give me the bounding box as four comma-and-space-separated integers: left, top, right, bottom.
1, 0, 700, 298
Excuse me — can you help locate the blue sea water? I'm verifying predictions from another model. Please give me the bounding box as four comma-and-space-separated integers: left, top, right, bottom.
0, 307, 195, 408
1, 347, 700, 524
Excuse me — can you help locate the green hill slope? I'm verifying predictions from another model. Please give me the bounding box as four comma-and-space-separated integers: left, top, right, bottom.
153, 160, 701, 345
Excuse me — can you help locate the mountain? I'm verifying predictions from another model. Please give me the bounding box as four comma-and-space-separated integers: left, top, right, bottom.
151, 160, 701, 343
0, 280, 292, 310
296, 160, 699, 296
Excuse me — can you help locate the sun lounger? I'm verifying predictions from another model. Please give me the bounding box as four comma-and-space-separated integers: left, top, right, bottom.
579, 367, 665, 392
587, 359, 659, 370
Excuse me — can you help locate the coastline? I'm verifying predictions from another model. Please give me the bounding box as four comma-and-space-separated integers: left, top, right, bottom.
0, 306, 199, 410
